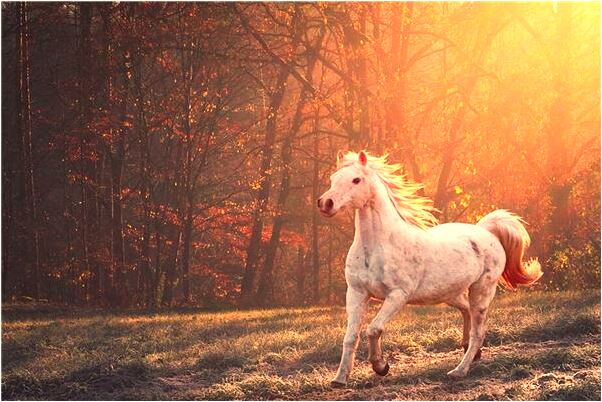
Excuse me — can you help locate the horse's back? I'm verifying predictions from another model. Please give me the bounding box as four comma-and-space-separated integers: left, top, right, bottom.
428, 222, 501, 249
428, 222, 488, 236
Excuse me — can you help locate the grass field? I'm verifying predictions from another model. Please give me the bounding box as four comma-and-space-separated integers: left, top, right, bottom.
2, 290, 600, 400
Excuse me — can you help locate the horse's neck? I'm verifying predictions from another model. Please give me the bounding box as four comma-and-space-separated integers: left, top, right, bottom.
354, 179, 417, 250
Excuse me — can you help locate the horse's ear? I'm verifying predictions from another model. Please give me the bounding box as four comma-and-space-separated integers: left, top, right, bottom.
358, 150, 368, 166
336, 150, 345, 167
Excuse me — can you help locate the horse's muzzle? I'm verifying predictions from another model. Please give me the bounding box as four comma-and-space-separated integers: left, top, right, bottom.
317, 197, 336, 217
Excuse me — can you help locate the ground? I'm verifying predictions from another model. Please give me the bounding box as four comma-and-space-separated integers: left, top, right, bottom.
2, 290, 600, 400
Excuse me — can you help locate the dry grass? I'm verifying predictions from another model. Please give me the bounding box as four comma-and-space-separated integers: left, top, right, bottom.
2, 290, 600, 400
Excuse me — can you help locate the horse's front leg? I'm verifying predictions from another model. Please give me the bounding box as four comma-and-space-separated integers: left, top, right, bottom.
331, 287, 367, 387
366, 289, 407, 376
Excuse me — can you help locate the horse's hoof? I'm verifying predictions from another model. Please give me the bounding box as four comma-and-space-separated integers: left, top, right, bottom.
447, 368, 467, 379
373, 362, 390, 376
330, 380, 347, 388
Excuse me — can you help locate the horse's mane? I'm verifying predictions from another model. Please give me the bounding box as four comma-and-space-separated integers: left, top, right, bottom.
338, 151, 439, 230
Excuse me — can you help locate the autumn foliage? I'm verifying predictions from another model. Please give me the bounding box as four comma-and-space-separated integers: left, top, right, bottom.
2, 2, 600, 308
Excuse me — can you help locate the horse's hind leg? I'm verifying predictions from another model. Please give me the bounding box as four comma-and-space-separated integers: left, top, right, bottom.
447, 283, 497, 378
446, 292, 481, 361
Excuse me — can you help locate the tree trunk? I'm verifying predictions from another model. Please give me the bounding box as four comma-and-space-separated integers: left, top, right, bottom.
110, 137, 125, 306
433, 102, 469, 218
544, 3, 573, 255
327, 230, 333, 304
180, 41, 195, 304
357, 11, 370, 147
131, 47, 153, 307
295, 247, 306, 306
256, 37, 323, 304
181, 209, 193, 303
240, 66, 290, 305
311, 110, 321, 304
150, 219, 163, 309
78, 2, 92, 303
108, 49, 128, 307
4, 3, 25, 300
162, 228, 181, 307
17, 2, 40, 298
102, 6, 116, 306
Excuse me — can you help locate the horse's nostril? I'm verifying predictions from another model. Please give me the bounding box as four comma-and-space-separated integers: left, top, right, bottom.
317, 198, 322, 208
325, 198, 334, 211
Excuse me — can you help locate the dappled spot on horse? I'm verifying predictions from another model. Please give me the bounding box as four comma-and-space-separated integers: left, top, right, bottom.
470, 240, 481, 258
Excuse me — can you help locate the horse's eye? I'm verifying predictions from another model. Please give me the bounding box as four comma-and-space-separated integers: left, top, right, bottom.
352, 177, 361, 184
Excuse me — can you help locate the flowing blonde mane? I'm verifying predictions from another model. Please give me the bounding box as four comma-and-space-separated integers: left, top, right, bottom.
338, 151, 439, 230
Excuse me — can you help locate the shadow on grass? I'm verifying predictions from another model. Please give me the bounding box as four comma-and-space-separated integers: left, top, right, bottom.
517, 314, 600, 343
537, 377, 601, 401
385, 340, 599, 390
3, 308, 336, 366
1, 321, 62, 370
485, 311, 600, 347
2, 310, 344, 399
2, 360, 156, 400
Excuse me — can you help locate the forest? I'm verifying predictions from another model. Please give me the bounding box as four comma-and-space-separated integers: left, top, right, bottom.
2, 2, 600, 308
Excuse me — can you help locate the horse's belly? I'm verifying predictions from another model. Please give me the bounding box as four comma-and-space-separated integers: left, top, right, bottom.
407, 292, 457, 305
408, 268, 479, 305
407, 287, 464, 305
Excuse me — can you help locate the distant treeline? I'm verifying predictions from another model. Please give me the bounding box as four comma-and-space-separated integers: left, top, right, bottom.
2, 2, 600, 308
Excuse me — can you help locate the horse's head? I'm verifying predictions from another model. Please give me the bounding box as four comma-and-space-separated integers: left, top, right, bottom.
318, 150, 373, 217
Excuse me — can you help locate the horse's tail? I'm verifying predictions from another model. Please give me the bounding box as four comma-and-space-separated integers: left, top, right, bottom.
477, 209, 543, 290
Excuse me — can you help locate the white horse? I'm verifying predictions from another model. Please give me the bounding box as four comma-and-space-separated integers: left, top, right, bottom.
317, 151, 542, 386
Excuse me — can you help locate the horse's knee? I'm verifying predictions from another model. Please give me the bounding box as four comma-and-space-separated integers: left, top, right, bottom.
365, 325, 382, 338
342, 335, 359, 349
468, 331, 485, 345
